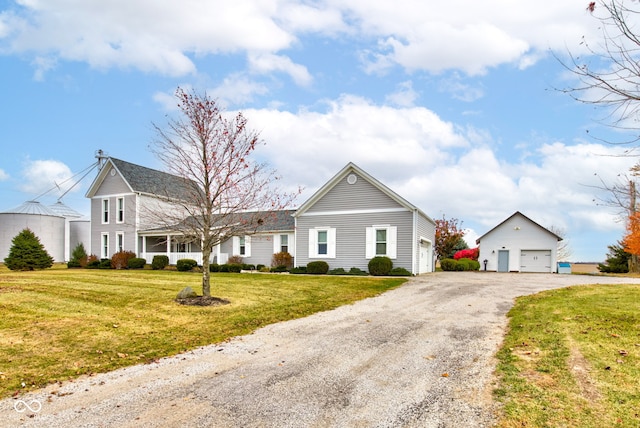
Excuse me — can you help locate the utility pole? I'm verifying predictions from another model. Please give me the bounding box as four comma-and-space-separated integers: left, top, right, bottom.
630, 180, 638, 272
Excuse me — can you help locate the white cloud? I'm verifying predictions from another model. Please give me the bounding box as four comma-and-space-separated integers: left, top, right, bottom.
248, 53, 312, 86
0, 0, 604, 79
385, 80, 418, 107
0, 168, 9, 181
238, 96, 635, 259
19, 159, 73, 196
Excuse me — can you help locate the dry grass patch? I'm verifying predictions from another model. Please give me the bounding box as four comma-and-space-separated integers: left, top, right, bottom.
0, 265, 405, 398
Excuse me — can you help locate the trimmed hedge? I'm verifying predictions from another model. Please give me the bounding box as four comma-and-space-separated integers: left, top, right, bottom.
368, 256, 393, 276
176, 258, 198, 272
127, 258, 147, 269
307, 261, 329, 274
389, 267, 412, 276
440, 258, 480, 271
151, 255, 169, 270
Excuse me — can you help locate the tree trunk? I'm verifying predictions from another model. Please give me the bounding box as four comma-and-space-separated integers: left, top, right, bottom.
201, 246, 211, 297
630, 254, 639, 273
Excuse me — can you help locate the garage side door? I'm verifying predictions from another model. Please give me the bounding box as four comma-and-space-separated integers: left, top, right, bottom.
520, 250, 551, 273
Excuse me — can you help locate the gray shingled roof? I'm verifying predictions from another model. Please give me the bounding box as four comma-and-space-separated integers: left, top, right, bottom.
110, 157, 200, 201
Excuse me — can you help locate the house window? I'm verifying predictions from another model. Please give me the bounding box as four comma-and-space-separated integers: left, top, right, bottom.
101, 233, 109, 259
366, 226, 397, 259
317, 231, 328, 255
376, 229, 387, 256
280, 234, 289, 253
232, 236, 251, 257
102, 199, 109, 224
117, 197, 124, 223
116, 232, 124, 253
309, 227, 336, 258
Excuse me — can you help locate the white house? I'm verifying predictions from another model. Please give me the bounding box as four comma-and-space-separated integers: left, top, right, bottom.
476, 211, 562, 273
86, 158, 436, 274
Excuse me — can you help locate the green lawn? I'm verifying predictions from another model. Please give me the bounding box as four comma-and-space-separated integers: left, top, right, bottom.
494, 283, 640, 427
0, 265, 405, 399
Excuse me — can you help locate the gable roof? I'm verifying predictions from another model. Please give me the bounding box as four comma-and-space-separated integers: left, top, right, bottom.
85, 157, 200, 200
293, 162, 434, 224
475, 211, 563, 244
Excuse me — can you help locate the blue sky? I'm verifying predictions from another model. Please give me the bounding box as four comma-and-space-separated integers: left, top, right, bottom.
0, 0, 638, 262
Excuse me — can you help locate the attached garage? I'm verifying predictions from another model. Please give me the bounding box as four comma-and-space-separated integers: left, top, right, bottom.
520, 250, 552, 273
476, 212, 562, 273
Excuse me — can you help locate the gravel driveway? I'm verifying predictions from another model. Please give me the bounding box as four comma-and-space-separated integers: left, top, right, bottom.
3, 272, 639, 428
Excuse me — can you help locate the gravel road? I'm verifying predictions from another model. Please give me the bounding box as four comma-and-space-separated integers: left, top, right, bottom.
3, 272, 639, 428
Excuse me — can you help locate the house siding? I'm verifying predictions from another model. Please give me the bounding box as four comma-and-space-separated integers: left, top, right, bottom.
92, 164, 131, 196
306, 172, 404, 213
90, 193, 138, 258
296, 211, 414, 272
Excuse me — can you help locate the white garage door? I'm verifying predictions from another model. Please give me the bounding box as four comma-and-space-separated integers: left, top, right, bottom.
520, 250, 552, 273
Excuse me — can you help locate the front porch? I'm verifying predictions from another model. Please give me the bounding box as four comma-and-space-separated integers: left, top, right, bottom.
138, 234, 228, 266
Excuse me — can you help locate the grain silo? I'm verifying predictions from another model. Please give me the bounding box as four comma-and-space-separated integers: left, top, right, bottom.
0, 201, 66, 262
49, 201, 91, 261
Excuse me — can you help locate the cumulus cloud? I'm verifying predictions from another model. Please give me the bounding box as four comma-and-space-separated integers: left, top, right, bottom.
19, 159, 74, 196
0, 168, 9, 181
0, 0, 603, 79
237, 96, 635, 256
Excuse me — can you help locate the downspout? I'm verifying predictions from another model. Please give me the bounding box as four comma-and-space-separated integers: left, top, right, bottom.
412, 209, 417, 275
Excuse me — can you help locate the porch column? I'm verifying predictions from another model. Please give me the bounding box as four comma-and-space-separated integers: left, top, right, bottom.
141, 236, 147, 261
166, 235, 171, 261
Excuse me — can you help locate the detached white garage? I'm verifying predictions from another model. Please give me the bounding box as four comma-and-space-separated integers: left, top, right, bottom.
476, 212, 562, 273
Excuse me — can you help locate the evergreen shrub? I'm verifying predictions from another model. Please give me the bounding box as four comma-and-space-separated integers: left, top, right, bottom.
176, 258, 198, 272
368, 256, 393, 276
307, 261, 329, 274
151, 255, 169, 270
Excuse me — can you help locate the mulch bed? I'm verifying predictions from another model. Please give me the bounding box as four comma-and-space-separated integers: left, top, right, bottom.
175, 296, 231, 306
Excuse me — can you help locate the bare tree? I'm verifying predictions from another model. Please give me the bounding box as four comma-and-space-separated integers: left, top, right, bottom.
547, 226, 573, 261
560, 1, 640, 144
150, 87, 298, 297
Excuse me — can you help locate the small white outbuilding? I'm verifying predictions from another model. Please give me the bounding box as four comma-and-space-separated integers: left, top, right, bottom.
476, 211, 562, 273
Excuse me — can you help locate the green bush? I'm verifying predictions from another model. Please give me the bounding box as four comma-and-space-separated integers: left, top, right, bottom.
256, 264, 266, 271
67, 260, 82, 268
227, 264, 243, 273
86, 259, 101, 269
4, 228, 54, 271
69, 242, 88, 268
389, 267, 412, 276
209, 263, 220, 272
270, 265, 288, 273
128, 258, 146, 269
441, 258, 479, 271
328, 267, 347, 275
290, 266, 307, 274
349, 267, 368, 276
151, 255, 169, 270
307, 261, 329, 274
242, 264, 255, 271
440, 258, 457, 271
368, 256, 393, 276
176, 258, 198, 272
99, 258, 112, 269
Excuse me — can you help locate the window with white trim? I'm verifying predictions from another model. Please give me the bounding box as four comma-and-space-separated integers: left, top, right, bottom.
232, 236, 251, 257
280, 234, 289, 253
102, 199, 109, 224
101, 233, 109, 259
366, 226, 397, 259
117, 197, 124, 223
116, 232, 124, 253
309, 227, 336, 258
